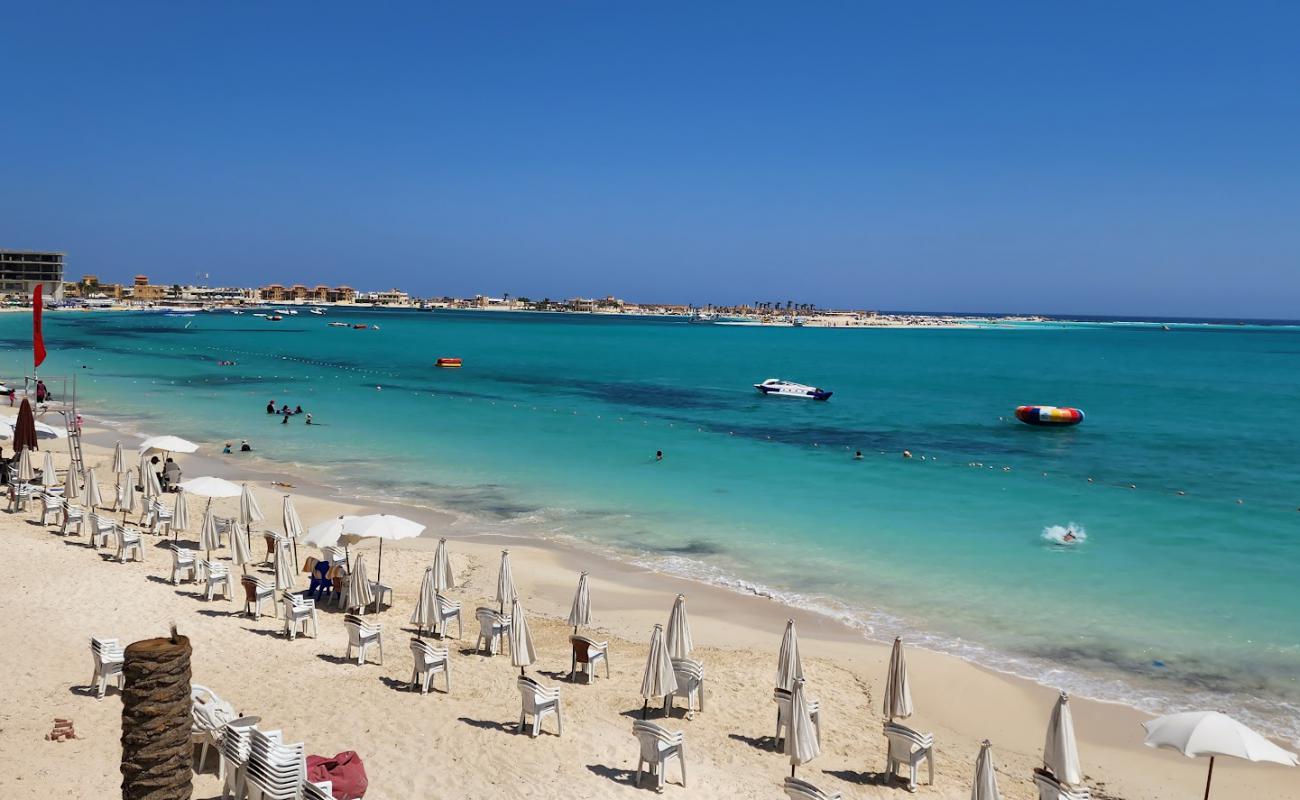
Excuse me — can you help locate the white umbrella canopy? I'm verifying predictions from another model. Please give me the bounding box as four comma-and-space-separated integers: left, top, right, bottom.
410, 567, 439, 636
786, 677, 821, 776
776, 619, 803, 692
1142, 711, 1297, 799
171, 489, 189, 535
83, 467, 104, 508
0, 417, 64, 440
16, 447, 33, 482
138, 435, 199, 456
510, 598, 538, 674
239, 483, 265, 526
347, 555, 376, 612
302, 515, 359, 549
272, 539, 295, 591
229, 521, 254, 572
63, 465, 80, 501
199, 502, 221, 557
40, 451, 57, 487
971, 740, 1001, 800
567, 571, 591, 632
496, 549, 517, 612
431, 537, 455, 592
1043, 691, 1084, 788
639, 623, 678, 717
111, 441, 125, 475
665, 594, 694, 661
884, 637, 914, 721
179, 475, 241, 498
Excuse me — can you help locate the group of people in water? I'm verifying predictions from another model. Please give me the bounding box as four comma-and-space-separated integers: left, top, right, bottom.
266, 400, 312, 426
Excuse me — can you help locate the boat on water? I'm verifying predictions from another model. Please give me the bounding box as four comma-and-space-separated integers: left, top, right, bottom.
352, 324, 368, 330
688, 313, 717, 324
309, 308, 325, 315
252, 313, 268, 318
266, 314, 283, 321
753, 378, 833, 401
327, 321, 348, 327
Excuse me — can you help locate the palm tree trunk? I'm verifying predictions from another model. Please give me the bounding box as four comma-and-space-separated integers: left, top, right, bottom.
120, 631, 192, 800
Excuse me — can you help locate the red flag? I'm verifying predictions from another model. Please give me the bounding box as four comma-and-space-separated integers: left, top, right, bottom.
33, 284, 47, 368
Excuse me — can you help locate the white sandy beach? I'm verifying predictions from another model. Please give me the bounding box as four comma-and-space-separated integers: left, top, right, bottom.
0, 426, 1293, 800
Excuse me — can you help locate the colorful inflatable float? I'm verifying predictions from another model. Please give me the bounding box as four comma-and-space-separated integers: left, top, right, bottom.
435, 357, 463, 368
1015, 405, 1084, 427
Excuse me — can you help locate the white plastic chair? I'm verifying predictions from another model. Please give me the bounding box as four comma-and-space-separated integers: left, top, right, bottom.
632, 720, 686, 790
245, 727, 306, 800
369, 579, 393, 612
282, 592, 318, 640
409, 638, 451, 695
669, 658, 705, 714
884, 721, 935, 792
144, 500, 173, 536
7, 482, 32, 512
90, 637, 125, 699
775, 687, 821, 749
1034, 768, 1092, 800
241, 575, 276, 619
190, 683, 235, 775
170, 544, 197, 584
435, 593, 463, 638
303, 780, 335, 800
59, 501, 84, 535
115, 526, 145, 563
784, 776, 842, 800
516, 676, 562, 737
569, 635, 610, 682
201, 560, 234, 601
344, 613, 384, 665
475, 606, 511, 655
90, 513, 116, 548
39, 492, 62, 525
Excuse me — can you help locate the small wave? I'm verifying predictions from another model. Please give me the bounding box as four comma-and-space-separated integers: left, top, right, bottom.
1042, 522, 1087, 545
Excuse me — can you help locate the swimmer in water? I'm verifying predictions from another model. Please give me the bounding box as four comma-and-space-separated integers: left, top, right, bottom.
854, 450, 863, 460
1062, 531, 1077, 543
655, 450, 663, 461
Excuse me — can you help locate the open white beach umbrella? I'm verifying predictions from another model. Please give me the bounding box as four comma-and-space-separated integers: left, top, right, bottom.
496, 549, 517, 612
347, 555, 376, 612
171, 489, 189, 538
639, 623, 678, 718
272, 538, 294, 591
302, 515, 359, 549
16, 447, 33, 482
432, 537, 455, 592
786, 677, 821, 776
302, 513, 422, 583
972, 740, 1001, 800
138, 435, 199, 456
1043, 691, 1084, 788
84, 467, 104, 508
63, 464, 80, 501
411, 567, 439, 637
1142, 711, 1297, 799
884, 637, 914, 721
239, 483, 264, 526
0, 417, 64, 440
111, 441, 125, 475
229, 521, 254, 573
777, 619, 803, 692
510, 598, 538, 674
40, 450, 57, 488
666, 594, 694, 661
179, 475, 241, 499
567, 571, 591, 632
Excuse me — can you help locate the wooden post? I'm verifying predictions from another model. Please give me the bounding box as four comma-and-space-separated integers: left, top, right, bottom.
120, 630, 192, 800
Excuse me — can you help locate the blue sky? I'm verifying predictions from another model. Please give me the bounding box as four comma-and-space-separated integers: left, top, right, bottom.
2, 2, 1297, 317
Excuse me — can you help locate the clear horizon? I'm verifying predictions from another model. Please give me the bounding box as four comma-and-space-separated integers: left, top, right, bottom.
2, 2, 1297, 318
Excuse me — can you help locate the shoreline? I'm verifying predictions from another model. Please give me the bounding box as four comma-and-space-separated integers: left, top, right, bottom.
40, 409, 1295, 797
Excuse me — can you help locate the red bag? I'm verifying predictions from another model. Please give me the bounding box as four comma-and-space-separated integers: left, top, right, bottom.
306, 751, 368, 799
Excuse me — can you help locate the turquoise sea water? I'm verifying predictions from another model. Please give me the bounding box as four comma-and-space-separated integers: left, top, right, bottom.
3, 309, 1298, 741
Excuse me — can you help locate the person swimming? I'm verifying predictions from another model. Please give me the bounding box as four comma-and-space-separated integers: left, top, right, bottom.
655, 450, 663, 461
854, 450, 863, 460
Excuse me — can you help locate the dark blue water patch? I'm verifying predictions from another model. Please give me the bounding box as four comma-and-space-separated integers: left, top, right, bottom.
650, 539, 726, 556
487, 373, 724, 410
1030, 643, 1291, 697
358, 380, 508, 402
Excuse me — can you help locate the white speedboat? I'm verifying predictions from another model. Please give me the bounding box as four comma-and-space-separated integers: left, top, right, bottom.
309, 307, 325, 315
753, 378, 832, 401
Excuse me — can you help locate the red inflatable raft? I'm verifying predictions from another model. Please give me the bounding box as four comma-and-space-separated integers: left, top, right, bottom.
1015, 405, 1084, 427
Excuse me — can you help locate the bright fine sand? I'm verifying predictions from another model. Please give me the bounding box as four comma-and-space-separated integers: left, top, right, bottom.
0, 427, 1293, 799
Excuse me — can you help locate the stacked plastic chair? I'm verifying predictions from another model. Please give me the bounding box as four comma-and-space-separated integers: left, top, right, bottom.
89, 637, 125, 699
218, 717, 258, 800
245, 727, 307, 800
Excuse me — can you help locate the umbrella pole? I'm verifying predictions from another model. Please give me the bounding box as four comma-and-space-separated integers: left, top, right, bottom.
377, 539, 383, 585
790, 765, 796, 778
1203, 756, 1215, 800
642, 700, 649, 720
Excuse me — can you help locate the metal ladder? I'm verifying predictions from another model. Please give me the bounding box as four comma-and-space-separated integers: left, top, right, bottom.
65, 409, 85, 478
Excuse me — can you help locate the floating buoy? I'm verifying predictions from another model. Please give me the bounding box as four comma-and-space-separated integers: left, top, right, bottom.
435, 357, 462, 368
1015, 405, 1084, 427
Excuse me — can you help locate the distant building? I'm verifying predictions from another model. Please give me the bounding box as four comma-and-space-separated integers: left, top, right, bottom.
0, 250, 65, 300
129, 275, 168, 302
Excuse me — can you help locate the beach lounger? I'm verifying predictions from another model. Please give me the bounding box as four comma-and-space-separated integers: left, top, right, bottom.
784, 776, 842, 800
115, 526, 145, 563
170, 544, 197, 584
1033, 768, 1091, 800
884, 721, 935, 792
775, 687, 821, 749
569, 635, 610, 682
241, 575, 277, 620
475, 607, 511, 655
632, 720, 686, 790
38, 492, 62, 525
89, 637, 125, 699
245, 727, 307, 800
344, 614, 383, 665
59, 501, 84, 535
201, 560, 234, 601
669, 658, 705, 714
435, 593, 463, 639
409, 638, 451, 695
517, 676, 563, 737
219, 716, 259, 799
282, 591, 318, 640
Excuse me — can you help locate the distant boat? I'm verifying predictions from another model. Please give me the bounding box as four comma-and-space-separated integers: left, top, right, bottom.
309, 308, 325, 315
688, 313, 717, 324
267, 315, 283, 321
754, 378, 832, 401
328, 321, 348, 327
352, 324, 368, 330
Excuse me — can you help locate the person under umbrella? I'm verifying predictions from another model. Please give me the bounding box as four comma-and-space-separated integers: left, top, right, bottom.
432, 537, 455, 592
639, 623, 678, 719
666, 594, 693, 661
170, 489, 189, 542
884, 637, 914, 721
510, 598, 538, 676
300, 513, 422, 587
787, 677, 820, 777
347, 555, 376, 613
776, 619, 803, 692
496, 549, 516, 613
1142, 711, 1296, 799
1043, 691, 1084, 789
567, 571, 591, 634
971, 740, 1001, 800
83, 467, 104, 509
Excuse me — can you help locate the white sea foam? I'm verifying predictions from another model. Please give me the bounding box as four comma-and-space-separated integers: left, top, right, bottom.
1041, 522, 1086, 545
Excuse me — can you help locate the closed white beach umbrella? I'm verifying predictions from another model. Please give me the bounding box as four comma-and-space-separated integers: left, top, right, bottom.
496, 549, 516, 612
178, 475, 241, 499
410, 567, 439, 637
1142, 711, 1297, 799
348, 555, 376, 612
137, 435, 199, 456
639, 623, 678, 718
230, 521, 254, 572
432, 537, 455, 592
1043, 691, 1084, 788
40, 450, 57, 488
510, 597, 538, 674
776, 618, 803, 692
239, 483, 264, 526
786, 677, 821, 776
120, 468, 138, 518
199, 502, 221, 559
63, 464, 80, 501
884, 637, 914, 721
111, 441, 125, 475
971, 739, 1001, 800
16, 447, 33, 482
665, 594, 694, 661
282, 495, 303, 565
567, 571, 591, 632
142, 460, 162, 500
171, 489, 189, 537
272, 538, 294, 591
84, 467, 103, 508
